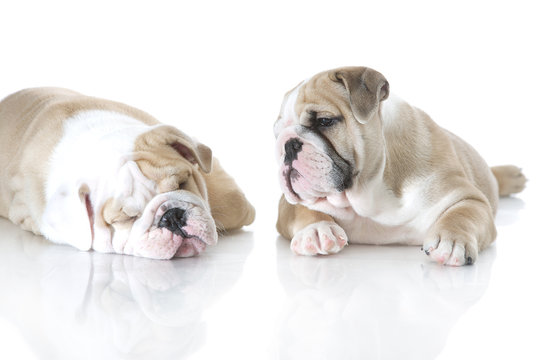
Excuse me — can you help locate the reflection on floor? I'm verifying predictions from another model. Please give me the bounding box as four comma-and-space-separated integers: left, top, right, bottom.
273, 238, 495, 360
0, 195, 539, 359
0, 220, 252, 359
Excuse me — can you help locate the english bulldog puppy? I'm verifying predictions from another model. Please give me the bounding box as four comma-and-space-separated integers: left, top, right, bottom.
0, 88, 255, 259
275, 66, 526, 266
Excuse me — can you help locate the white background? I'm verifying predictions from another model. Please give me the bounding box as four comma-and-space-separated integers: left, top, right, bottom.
1, 0, 539, 209
1, 1, 540, 359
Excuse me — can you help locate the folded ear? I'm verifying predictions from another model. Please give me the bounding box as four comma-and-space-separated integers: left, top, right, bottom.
136, 125, 212, 173
330, 67, 389, 124
170, 138, 212, 173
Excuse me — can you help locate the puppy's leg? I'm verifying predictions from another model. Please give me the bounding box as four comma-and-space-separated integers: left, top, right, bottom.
277, 196, 348, 255
423, 197, 496, 266
491, 165, 527, 196
203, 158, 255, 232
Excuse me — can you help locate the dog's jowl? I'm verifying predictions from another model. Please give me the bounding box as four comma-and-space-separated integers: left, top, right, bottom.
275, 66, 526, 266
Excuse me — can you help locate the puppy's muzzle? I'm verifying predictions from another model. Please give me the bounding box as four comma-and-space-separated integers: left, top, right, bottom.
158, 208, 187, 235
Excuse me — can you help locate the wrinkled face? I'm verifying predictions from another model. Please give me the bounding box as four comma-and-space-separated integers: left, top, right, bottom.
87, 125, 217, 260
274, 67, 389, 211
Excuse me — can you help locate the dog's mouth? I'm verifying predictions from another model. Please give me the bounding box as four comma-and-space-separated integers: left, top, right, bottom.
117, 191, 217, 259
140, 225, 207, 259
281, 164, 355, 210
283, 166, 301, 202
153, 202, 215, 246
152, 205, 215, 258
129, 203, 216, 259
281, 163, 331, 204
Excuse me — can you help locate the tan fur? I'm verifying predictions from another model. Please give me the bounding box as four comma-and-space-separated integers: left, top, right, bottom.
276, 195, 333, 239
133, 125, 212, 199
491, 165, 527, 196
131, 126, 254, 232
276, 67, 525, 263
0, 87, 254, 240
203, 159, 256, 231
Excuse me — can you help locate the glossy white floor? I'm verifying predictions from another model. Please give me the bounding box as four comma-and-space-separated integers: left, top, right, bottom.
1, 174, 540, 359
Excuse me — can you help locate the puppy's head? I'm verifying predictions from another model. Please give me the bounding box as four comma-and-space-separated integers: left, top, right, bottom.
83, 125, 216, 259
274, 66, 389, 208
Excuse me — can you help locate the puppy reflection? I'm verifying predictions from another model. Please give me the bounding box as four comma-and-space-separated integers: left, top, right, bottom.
0, 219, 253, 359
273, 240, 495, 359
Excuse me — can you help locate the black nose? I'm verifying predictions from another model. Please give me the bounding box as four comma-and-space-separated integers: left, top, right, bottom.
158, 208, 186, 234
284, 138, 303, 165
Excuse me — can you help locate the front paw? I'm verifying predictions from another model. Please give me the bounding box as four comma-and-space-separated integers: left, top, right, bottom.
422, 230, 478, 266
291, 221, 348, 256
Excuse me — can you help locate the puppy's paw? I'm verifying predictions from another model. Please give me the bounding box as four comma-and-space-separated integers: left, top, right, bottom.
422, 231, 478, 266
291, 221, 348, 256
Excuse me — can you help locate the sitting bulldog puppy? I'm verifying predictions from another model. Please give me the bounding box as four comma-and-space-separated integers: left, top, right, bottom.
275, 66, 526, 266
0, 88, 255, 259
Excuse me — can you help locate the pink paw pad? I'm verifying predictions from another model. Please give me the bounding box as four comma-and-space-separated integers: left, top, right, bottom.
337, 236, 347, 247
305, 241, 317, 254
290, 221, 348, 256
436, 253, 449, 264
448, 257, 462, 267
423, 236, 474, 266
292, 241, 302, 254
322, 236, 335, 251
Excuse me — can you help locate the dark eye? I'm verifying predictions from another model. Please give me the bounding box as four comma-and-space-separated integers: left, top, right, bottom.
317, 117, 338, 127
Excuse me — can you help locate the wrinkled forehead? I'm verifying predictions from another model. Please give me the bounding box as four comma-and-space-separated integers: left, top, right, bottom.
274, 72, 349, 136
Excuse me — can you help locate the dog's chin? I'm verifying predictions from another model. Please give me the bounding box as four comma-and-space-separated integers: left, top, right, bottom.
280, 164, 336, 205
128, 191, 218, 260
148, 208, 218, 259
141, 221, 216, 260
153, 227, 208, 258
279, 168, 355, 223
280, 166, 302, 203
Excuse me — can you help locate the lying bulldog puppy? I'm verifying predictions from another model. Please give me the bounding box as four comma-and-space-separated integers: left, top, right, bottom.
275, 66, 526, 266
0, 88, 255, 259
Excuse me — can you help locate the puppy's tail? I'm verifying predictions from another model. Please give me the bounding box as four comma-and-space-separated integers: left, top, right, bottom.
491, 165, 527, 197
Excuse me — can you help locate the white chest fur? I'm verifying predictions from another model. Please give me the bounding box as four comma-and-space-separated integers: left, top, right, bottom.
308, 176, 463, 246
332, 94, 456, 245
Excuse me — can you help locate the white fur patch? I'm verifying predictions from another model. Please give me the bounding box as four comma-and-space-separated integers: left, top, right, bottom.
273, 79, 309, 137
380, 92, 404, 127
41, 110, 158, 251
332, 175, 464, 245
